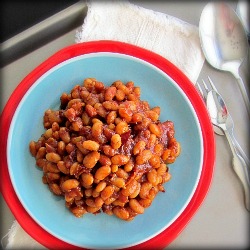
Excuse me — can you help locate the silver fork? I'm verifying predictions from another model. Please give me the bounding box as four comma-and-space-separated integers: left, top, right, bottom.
196, 76, 250, 211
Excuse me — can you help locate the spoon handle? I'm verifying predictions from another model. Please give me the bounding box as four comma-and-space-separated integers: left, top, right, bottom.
236, 76, 250, 117
224, 130, 250, 211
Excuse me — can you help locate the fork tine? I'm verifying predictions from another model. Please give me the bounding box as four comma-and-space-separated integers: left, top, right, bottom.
207, 76, 219, 92
196, 81, 205, 99
201, 79, 209, 93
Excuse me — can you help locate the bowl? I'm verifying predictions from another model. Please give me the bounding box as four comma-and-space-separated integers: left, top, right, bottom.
0, 41, 215, 249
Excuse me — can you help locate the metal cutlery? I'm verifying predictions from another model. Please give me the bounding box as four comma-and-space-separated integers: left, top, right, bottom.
196, 76, 250, 211
199, 2, 250, 116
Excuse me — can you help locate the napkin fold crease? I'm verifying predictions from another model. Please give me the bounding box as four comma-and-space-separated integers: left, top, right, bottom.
3, 1, 204, 249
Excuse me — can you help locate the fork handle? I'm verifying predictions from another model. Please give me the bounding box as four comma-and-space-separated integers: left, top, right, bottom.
224, 130, 250, 211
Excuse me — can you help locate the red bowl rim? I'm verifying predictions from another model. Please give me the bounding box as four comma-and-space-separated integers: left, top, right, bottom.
0, 40, 215, 250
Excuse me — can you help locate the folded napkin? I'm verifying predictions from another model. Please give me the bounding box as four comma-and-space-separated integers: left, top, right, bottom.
4, 1, 204, 249
76, 0, 205, 83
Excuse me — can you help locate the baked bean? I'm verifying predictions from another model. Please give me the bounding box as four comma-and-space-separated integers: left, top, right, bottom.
102, 101, 119, 111
51, 122, 60, 131
111, 134, 122, 149
149, 123, 161, 137
85, 188, 93, 197
121, 179, 138, 196
113, 207, 129, 220
91, 189, 100, 198
112, 200, 125, 207
82, 140, 100, 151
70, 206, 87, 218
85, 104, 97, 117
95, 81, 105, 92
46, 152, 61, 163
170, 140, 181, 157
116, 168, 129, 179
139, 182, 152, 199
162, 172, 171, 183
127, 93, 137, 101
82, 112, 90, 125
149, 155, 161, 168
101, 185, 114, 200
124, 160, 134, 172
147, 134, 157, 148
118, 107, 132, 122
106, 111, 117, 124
49, 183, 62, 195
29, 141, 37, 156
165, 156, 176, 164
99, 154, 112, 166
57, 141, 65, 155
86, 198, 97, 207
83, 151, 100, 168
115, 89, 125, 101
81, 173, 94, 187
114, 117, 122, 125
61, 179, 79, 192
115, 121, 129, 135
111, 177, 125, 188
104, 197, 115, 205
157, 164, 167, 176
44, 128, 53, 139
95, 197, 104, 207
111, 154, 129, 165
129, 182, 141, 198
154, 143, 164, 156
92, 122, 103, 138
117, 84, 130, 95
151, 106, 160, 115
133, 141, 146, 155
95, 181, 107, 192
145, 110, 159, 122
76, 149, 84, 163
136, 150, 152, 165
129, 199, 144, 214
105, 86, 117, 101
46, 162, 60, 173
86, 206, 100, 214
147, 169, 158, 186
131, 113, 143, 123
111, 164, 119, 172
83, 78, 96, 90
125, 207, 137, 221
133, 86, 140, 97
95, 165, 111, 180
65, 143, 75, 154
57, 161, 69, 174
36, 158, 47, 169
29, 78, 181, 221
103, 145, 116, 157
36, 147, 46, 160
139, 198, 152, 208
76, 141, 89, 155
59, 127, 70, 143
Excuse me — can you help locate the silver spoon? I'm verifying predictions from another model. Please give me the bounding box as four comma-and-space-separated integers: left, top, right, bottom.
199, 2, 250, 116
203, 79, 250, 211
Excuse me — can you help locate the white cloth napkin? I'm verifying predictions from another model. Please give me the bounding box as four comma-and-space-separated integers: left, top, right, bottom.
75, 0, 205, 83
3, 1, 204, 249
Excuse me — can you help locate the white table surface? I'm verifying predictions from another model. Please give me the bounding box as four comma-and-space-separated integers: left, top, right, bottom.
1, 1, 249, 249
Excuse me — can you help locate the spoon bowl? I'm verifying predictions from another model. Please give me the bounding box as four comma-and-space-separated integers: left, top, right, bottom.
199, 2, 250, 115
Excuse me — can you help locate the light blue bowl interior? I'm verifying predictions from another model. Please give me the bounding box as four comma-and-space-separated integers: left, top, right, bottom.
8, 53, 203, 249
